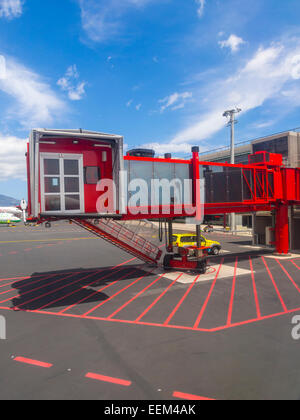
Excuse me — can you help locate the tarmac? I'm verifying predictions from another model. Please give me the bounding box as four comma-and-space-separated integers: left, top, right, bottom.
0, 221, 300, 400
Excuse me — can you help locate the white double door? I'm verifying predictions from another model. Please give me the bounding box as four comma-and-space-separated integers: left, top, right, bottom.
40, 153, 85, 214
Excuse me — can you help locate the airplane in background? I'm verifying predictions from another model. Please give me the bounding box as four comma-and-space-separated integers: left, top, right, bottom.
0, 207, 22, 217
0, 212, 22, 225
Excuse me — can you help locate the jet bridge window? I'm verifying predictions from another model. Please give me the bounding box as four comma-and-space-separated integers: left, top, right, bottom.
84, 167, 101, 185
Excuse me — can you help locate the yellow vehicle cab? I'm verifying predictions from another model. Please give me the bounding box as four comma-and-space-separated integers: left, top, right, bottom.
172, 234, 222, 256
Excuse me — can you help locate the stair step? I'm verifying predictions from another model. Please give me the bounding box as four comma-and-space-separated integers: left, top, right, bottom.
71, 218, 162, 265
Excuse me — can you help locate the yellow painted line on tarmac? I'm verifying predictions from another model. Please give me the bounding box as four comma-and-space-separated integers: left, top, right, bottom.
0, 237, 97, 245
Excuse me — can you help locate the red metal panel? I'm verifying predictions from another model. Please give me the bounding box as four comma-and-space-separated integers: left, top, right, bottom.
297, 169, 300, 202
282, 168, 297, 201
275, 203, 290, 255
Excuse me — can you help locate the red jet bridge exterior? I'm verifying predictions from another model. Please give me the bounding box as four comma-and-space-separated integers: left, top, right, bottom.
26, 129, 300, 268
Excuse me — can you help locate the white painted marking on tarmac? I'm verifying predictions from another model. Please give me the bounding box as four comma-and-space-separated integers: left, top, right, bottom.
239, 245, 265, 250
155, 265, 252, 284
265, 253, 300, 260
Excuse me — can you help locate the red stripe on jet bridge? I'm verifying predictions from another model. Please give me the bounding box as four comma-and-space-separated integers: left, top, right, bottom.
14, 357, 53, 368
85, 372, 131, 386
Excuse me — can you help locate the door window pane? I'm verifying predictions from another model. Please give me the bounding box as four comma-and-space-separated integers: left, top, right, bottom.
84, 167, 101, 184
44, 177, 60, 193
65, 195, 80, 211
64, 160, 79, 175
64, 177, 79, 193
44, 159, 59, 175
45, 196, 61, 211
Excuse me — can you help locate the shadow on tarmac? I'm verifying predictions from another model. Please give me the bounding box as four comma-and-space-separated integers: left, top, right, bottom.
10, 264, 152, 312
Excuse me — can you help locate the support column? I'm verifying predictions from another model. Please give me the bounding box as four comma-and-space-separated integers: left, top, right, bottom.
196, 224, 203, 258
252, 213, 257, 245
192, 146, 203, 259
275, 203, 290, 255
168, 219, 174, 253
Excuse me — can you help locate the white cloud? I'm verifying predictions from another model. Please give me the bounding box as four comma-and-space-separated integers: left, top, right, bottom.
142, 39, 300, 154
0, 55, 6, 79
0, 56, 66, 128
219, 34, 246, 53
0, 0, 23, 19
159, 91, 192, 112
57, 65, 86, 101
136, 103, 142, 111
195, 0, 205, 17
0, 134, 27, 181
78, 0, 156, 42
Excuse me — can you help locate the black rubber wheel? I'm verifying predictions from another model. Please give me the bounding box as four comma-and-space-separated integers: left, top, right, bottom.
197, 259, 207, 275
45, 222, 51, 229
211, 247, 220, 256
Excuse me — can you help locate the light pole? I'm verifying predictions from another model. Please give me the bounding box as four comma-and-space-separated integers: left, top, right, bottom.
223, 107, 242, 232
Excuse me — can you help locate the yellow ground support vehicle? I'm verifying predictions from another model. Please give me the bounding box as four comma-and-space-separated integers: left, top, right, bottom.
172, 233, 222, 256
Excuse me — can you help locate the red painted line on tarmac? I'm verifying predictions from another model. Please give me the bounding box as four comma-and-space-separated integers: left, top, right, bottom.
261, 256, 287, 312
0, 269, 101, 284
0, 272, 76, 304
14, 271, 100, 309
276, 259, 300, 293
3, 303, 300, 333
249, 256, 261, 319
227, 257, 238, 326
41, 267, 128, 312
135, 273, 183, 322
59, 259, 140, 314
114, 257, 136, 267
8, 251, 18, 255
173, 391, 215, 401
14, 357, 52, 368
83, 269, 152, 317
193, 259, 224, 329
58, 266, 133, 314
164, 274, 201, 326
291, 260, 300, 270
106, 273, 166, 320
0, 273, 59, 296
85, 372, 131, 387
0, 276, 30, 282
209, 306, 300, 332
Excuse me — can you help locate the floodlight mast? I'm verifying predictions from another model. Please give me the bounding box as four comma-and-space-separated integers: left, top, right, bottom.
223, 107, 242, 232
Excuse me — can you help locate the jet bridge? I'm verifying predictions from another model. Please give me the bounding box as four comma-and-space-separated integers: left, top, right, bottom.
26, 129, 300, 268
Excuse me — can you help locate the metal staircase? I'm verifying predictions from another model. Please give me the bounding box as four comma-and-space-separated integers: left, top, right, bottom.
71, 218, 162, 265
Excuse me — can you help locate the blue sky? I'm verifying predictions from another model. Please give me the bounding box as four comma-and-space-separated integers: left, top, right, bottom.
0, 0, 300, 200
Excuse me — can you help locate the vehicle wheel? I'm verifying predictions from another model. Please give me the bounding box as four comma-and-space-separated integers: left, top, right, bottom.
197, 259, 207, 275
45, 222, 51, 229
211, 247, 220, 256
163, 254, 173, 270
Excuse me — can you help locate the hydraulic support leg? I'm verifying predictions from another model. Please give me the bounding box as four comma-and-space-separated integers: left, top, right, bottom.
275, 203, 290, 255
168, 219, 174, 253
196, 224, 203, 259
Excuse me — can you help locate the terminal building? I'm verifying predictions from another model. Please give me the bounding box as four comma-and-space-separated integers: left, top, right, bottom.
199, 131, 300, 251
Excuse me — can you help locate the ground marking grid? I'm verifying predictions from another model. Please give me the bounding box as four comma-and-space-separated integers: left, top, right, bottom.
0, 256, 300, 333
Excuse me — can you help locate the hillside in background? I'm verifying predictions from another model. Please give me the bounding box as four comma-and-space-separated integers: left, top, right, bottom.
0, 195, 19, 207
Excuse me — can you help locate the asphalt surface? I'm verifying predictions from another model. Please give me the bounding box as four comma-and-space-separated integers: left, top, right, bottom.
0, 222, 300, 400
